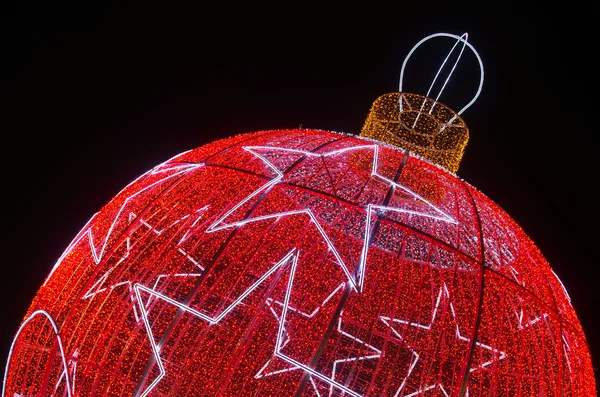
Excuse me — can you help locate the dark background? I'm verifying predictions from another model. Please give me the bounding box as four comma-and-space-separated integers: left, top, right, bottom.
1, 5, 598, 392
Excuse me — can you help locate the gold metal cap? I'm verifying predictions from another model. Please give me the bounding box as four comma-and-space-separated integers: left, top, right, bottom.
360, 92, 468, 173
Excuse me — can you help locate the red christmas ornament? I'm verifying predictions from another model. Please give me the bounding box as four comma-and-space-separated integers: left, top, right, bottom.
3, 34, 596, 397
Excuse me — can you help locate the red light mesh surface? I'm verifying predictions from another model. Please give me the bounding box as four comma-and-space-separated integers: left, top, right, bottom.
4, 129, 595, 396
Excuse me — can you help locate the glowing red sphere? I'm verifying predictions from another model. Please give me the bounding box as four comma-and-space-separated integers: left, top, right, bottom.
4, 129, 595, 396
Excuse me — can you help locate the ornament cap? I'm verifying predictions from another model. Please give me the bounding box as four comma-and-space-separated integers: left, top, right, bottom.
360, 92, 468, 173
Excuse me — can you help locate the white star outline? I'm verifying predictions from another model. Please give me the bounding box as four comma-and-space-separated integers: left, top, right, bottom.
43, 155, 204, 286
132, 249, 300, 397
256, 282, 382, 397
207, 144, 457, 292
379, 283, 507, 397
80, 201, 256, 397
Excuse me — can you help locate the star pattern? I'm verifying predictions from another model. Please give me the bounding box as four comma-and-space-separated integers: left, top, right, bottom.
126, 143, 456, 397
379, 283, 506, 396
133, 249, 300, 397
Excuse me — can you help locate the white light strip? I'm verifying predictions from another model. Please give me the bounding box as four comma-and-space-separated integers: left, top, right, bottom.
310, 376, 323, 397
177, 248, 204, 270
337, 313, 381, 354
52, 348, 78, 395
150, 273, 204, 292
144, 273, 204, 309
133, 286, 165, 397
429, 33, 469, 104
562, 334, 573, 374
276, 251, 300, 350
207, 147, 283, 231
88, 164, 203, 265
404, 383, 438, 397
444, 284, 506, 371
42, 215, 96, 286
508, 266, 524, 286
380, 285, 444, 332
178, 206, 210, 245
254, 359, 301, 379
2, 310, 73, 397
392, 351, 420, 397
327, 312, 382, 397
330, 354, 380, 397
136, 207, 209, 270
519, 313, 548, 330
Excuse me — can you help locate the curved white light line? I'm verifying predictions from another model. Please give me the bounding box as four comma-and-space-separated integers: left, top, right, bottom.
551, 269, 572, 303
399, 32, 485, 118
3, 310, 73, 397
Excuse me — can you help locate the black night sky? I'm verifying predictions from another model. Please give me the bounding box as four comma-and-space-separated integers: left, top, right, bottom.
1, 5, 598, 392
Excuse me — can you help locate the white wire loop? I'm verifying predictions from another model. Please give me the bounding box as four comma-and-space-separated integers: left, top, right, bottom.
399, 32, 484, 118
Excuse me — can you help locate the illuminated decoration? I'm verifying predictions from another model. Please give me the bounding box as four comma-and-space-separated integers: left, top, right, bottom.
3, 34, 596, 397
360, 33, 484, 174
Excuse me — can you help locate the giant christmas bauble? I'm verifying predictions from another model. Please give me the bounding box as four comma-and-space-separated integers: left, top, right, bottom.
3, 128, 595, 397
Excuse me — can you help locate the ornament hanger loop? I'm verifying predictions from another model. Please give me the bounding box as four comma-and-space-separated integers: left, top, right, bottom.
399, 32, 485, 117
